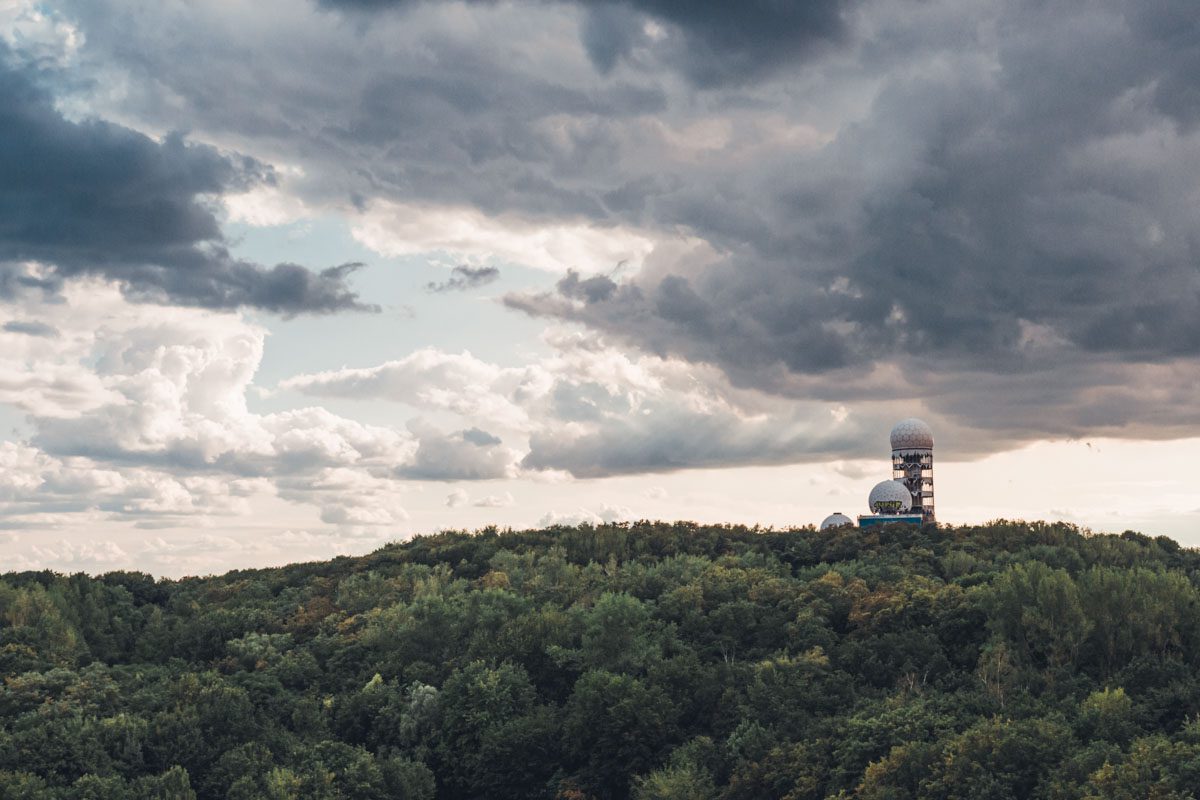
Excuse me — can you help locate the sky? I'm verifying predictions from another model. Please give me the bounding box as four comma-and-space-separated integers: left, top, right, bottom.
1, 0, 1198, 576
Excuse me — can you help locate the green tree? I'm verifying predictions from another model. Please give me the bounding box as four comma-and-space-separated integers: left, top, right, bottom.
564, 670, 679, 800
985, 562, 1091, 670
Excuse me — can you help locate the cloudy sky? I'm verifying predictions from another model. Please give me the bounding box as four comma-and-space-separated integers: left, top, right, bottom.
2, 0, 1198, 575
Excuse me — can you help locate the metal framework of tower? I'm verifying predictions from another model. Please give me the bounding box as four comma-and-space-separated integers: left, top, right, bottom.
892, 446, 934, 522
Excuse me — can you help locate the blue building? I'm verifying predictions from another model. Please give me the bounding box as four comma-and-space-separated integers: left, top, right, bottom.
857, 513, 924, 528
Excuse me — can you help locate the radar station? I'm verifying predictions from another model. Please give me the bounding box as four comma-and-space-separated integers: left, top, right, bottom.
820, 418, 937, 530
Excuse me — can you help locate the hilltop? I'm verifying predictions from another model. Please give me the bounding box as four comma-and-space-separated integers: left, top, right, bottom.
3, 521, 1200, 799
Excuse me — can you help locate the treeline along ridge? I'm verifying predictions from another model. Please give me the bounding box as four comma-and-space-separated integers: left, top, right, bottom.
3, 521, 1200, 798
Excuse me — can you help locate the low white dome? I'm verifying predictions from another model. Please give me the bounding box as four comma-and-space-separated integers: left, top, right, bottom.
890, 418, 934, 450
820, 512, 854, 530
868, 479, 912, 514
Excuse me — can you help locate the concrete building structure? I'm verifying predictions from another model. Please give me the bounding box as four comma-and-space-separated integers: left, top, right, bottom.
823, 418, 938, 530
819, 512, 854, 530
890, 418, 935, 522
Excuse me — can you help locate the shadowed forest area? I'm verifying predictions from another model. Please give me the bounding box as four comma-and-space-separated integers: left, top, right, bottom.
4, 521, 1200, 799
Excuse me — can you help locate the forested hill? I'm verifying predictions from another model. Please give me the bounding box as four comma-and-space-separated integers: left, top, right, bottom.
4, 522, 1200, 799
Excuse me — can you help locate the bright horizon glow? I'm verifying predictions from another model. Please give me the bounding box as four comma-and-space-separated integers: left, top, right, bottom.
2, 0, 1197, 577
4, 434, 1197, 578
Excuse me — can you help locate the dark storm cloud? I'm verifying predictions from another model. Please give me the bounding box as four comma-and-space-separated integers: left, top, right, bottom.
506, 266, 865, 376
47, 0, 1200, 454
320, 0, 851, 85
425, 265, 500, 293
0, 48, 371, 314
0, 262, 62, 299
51, 0, 677, 225
508, 0, 1200, 429
555, 270, 617, 303
578, 0, 851, 86
329, 63, 664, 220
579, 5, 642, 76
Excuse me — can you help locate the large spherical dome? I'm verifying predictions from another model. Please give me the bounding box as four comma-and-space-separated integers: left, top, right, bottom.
820, 512, 854, 531
890, 418, 934, 451
868, 480, 912, 514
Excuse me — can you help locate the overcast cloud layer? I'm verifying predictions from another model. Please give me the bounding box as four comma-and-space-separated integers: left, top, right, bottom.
1, 0, 1198, 570
37, 0, 1199, 436
0, 40, 371, 313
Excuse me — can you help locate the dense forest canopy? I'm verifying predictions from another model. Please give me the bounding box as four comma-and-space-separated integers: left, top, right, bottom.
4, 520, 1200, 799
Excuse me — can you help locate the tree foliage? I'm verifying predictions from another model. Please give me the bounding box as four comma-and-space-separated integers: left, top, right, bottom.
4, 520, 1200, 798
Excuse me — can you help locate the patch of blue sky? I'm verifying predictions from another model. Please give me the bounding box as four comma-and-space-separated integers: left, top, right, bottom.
227, 216, 556, 423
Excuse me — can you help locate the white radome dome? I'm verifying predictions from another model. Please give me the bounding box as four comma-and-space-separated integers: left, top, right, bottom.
890, 418, 934, 451
820, 512, 854, 530
868, 480, 912, 514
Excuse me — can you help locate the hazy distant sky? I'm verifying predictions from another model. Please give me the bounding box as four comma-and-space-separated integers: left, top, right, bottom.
1, 0, 1198, 575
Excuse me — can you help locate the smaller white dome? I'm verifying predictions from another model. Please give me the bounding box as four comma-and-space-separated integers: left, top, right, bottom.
820, 512, 854, 531
868, 479, 912, 514
890, 418, 934, 451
